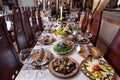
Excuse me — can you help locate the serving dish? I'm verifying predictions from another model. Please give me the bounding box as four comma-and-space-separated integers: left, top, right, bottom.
80, 58, 116, 80
38, 35, 55, 45
49, 56, 79, 78
54, 40, 74, 54
77, 45, 101, 58
73, 37, 90, 44
55, 27, 72, 36
28, 48, 54, 66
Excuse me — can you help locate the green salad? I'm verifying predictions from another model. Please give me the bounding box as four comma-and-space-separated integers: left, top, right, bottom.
54, 41, 74, 54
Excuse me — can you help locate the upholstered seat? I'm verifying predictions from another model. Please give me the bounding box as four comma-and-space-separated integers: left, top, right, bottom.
104, 29, 120, 76
81, 8, 89, 32
90, 10, 102, 46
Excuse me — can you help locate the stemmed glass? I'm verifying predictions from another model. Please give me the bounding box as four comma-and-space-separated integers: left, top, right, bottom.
84, 30, 93, 38
19, 48, 32, 71
36, 59, 48, 74
35, 55, 48, 79
35, 31, 42, 41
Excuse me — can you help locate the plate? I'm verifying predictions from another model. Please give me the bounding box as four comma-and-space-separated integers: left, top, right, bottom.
80, 58, 116, 80
55, 27, 73, 36
73, 37, 90, 44
38, 35, 55, 45
28, 48, 54, 66
89, 46, 101, 58
49, 56, 79, 78
77, 45, 101, 58
54, 41, 74, 54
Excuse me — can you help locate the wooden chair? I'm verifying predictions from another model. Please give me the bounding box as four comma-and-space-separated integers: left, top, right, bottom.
51, 2, 56, 16
27, 7, 31, 18
81, 8, 89, 32
0, 16, 22, 80
104, 29, 120, 76
90, 10, 102, 46
22, 8, 36, 47
31, 8, 40, 35
13, 7, 29, 52
77, 8, 82, 21
37, 9, 44, 32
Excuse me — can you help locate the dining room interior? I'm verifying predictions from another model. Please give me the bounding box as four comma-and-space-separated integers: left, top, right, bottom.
0, 0, 120, 80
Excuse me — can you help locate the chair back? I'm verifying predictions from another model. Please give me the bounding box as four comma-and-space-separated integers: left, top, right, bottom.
13, 7, 28, 52
104, 29, 120, 76
51, 2, 56, 16
90, 10, 102, 46
0, 16, 22, 80
37, 9, 44, 32
81, 8, 89, 32
27, 7, 31, 18
77, 8, 81, 21
31, 8, 39, 34
22, 9, 35, 47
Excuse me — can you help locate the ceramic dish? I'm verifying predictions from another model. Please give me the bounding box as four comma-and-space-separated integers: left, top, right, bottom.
39, 35, 55, 45
77, 45, 101, 58
49, 56, 79, 78
28, 48, 54, 66
54, 41, 74, 55
80, 58, 116, 80
73, 37, 90, 44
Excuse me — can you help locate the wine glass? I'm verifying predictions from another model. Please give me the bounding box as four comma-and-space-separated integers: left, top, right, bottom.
35, 31, 42, 41
84, 30, 93, 38
35, 58, 48, 79
19, 48, 32, 71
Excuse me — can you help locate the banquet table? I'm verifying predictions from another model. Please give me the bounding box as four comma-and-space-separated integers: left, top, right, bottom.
15, 13, 120, 80
15, 32, 120, 80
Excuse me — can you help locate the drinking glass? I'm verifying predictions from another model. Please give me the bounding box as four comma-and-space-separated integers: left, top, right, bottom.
35, 31, 42, 41
84, 30, 93, 38
19, 48, 32, 71
35, 59, 48, 79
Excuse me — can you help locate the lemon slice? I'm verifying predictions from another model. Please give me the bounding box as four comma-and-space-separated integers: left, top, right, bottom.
90, 47, 98, 57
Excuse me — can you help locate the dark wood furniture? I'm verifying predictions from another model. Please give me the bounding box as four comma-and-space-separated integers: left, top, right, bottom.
22, 8, 36, 47
81, 8, 89, 32
37, 9, 44, 32
31, 8, 39, 34
77, 8, 82, 21
90, 10, 102, 46
51, 2, 56, 16
104, 29, 120, 76
13, 7, 29, 52
0, 16, 22, 80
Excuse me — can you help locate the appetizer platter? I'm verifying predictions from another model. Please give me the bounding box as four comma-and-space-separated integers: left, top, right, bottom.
57, 17, 67, 21
55, 27, 72, 36
38, 35, 55, 45
89, 46, 101, 58
73, 37, 90, 44
54, 40, 74, 54
77, 45, 101, 58
80, 58, 116, 80
49, 56, 79, 78
28, 48, 54, 66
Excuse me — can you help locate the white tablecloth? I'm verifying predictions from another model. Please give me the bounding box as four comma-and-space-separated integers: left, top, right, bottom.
16, 13, 120, 80
15, 32, 120, 80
